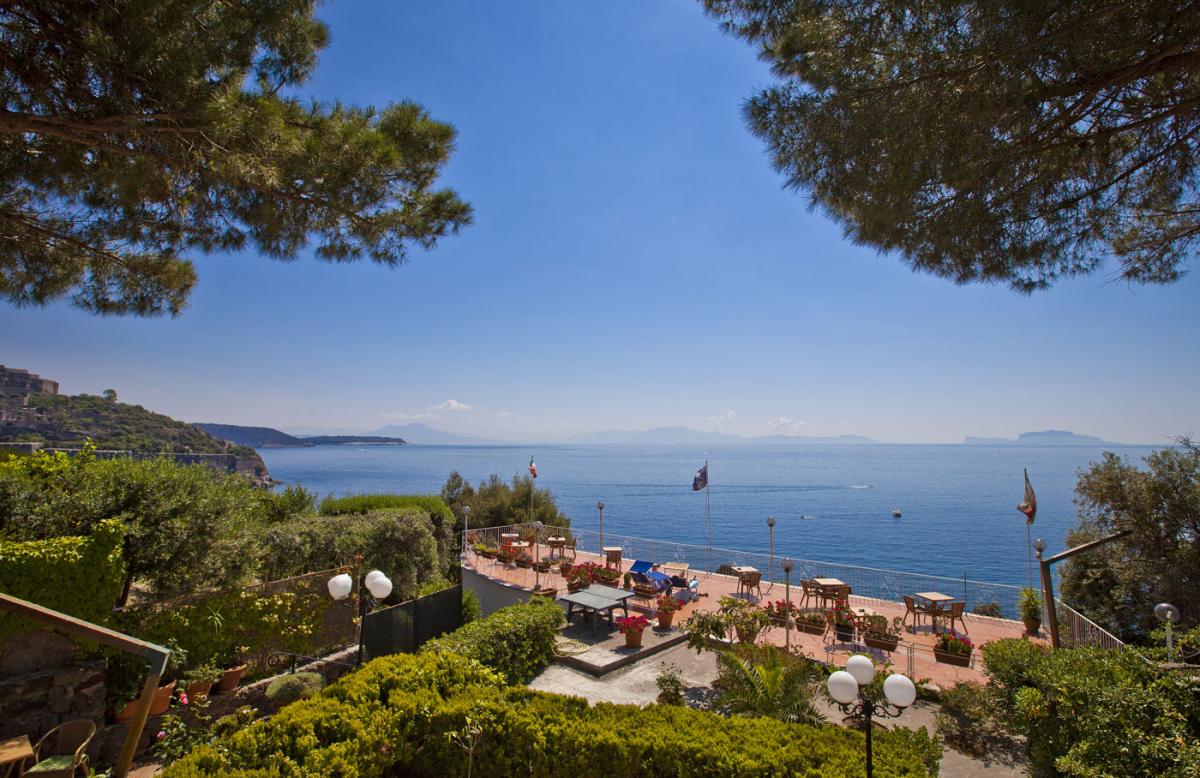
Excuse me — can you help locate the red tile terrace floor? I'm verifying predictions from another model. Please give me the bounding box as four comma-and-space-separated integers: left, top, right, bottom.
465, 549, 1046, 689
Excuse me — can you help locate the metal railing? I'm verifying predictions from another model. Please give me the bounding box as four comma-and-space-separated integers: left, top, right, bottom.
1054, 599, 1126, 651
465, 522, 1025, 619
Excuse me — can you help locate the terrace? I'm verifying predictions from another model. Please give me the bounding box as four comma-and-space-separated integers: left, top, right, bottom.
464, 522, 1055, 688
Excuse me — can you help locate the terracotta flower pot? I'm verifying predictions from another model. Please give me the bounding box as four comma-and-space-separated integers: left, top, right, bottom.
798, 621, 825, 635
657, 612, 675, 629
624, 630, 644, 648
835, 624, 854, 643
214, 664, 248, 694
934, 648, 972, 667
114, 680, 176, 722
1023, 617, 1042, 637
864, 633, 900, 652
185, 680, 214, 700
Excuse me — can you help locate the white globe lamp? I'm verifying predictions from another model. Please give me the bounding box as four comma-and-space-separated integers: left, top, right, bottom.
366, 574, 393, 600
846, 654, 875, 686
326, 572, 353, 601
826, 670, 859, 705
883, 673, 917, 709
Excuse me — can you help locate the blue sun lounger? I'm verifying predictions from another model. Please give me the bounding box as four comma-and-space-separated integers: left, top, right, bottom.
629, 559, 671, 593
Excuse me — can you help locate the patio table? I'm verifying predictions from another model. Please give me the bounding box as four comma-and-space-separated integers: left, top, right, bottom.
500, 533, 520, 544
0, 734, 33, 777
731, 566, 761, 598
915, 591, 958, 631
559, 584, 635, 637
602, 546, 623, 569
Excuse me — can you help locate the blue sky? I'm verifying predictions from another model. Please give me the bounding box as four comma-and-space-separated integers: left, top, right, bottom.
3, 0, 1197, 444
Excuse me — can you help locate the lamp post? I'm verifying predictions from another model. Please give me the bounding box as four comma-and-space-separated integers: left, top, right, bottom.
782, 558, 793, 651
462, 505, 470, 559
826, 656, 917, 778
327, 568, 392, 666
597, 500, 605, 549
1155, 603, 1180, 662
766, 515, 776, 585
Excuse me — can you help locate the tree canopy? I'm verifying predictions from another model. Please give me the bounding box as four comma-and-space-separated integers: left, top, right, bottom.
1060, 439, 1199, 639
1, 0, 472, 316
703, 0, 1200, 291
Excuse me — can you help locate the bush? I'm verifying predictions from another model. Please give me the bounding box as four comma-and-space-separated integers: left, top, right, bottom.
439, 472, 570, 532
162, 651, 941, 777
421, 597, 565, 684
0, 519, 124, 646
319, 493, 455, 565
935, 681, 1013, 757
0, 448, 261, 602
258, 484, 316, 523
255, 509, 442, 599
982, 638, 1200, 775
265, 671, 326, 704
461, 588, 480, 624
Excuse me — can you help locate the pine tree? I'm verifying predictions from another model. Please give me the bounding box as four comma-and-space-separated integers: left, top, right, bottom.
703, 0, 1200, 291
0, 0, 472, 316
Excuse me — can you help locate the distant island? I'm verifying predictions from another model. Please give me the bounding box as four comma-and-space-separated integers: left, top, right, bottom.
963, 430, 1112, 446
196, 423, 406, 448
572, 426, 876, 445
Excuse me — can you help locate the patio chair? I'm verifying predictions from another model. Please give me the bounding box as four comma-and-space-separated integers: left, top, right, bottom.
24, 719, 95, 777
628, 560, 671, 597
564, 537, 577, 561
945, 601, 967, 633
902, 596, 926, 631
798, 579, 815, 610
738, 570, 763, 601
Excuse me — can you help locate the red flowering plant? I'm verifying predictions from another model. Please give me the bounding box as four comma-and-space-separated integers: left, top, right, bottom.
656, 594, 681, 614
766, 600, 801, 620
616, 615, 650, 635
936, 630, 974, 655
566, 561, 602, 587
825, 598, 856, 629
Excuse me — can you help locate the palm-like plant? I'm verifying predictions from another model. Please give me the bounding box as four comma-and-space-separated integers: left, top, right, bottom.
712, 647, 826, 726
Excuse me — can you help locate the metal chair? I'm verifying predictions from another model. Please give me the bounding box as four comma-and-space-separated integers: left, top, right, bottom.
24, 719, 95, 777
565, 537, 577, 561
798, 579, 815, 610
738, 570, 763, 601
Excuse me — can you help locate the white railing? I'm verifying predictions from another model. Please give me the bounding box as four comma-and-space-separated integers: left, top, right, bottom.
1054, 599, 1126, 651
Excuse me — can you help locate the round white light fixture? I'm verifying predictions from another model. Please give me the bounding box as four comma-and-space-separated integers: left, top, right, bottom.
1154, 603, 1180, 623
326, 572, 353, 601
366, 573, 392, 600
883, 673, 917, 709
365, 569, 386, 586
826, 670, 859, 705
845, 655, 875, 686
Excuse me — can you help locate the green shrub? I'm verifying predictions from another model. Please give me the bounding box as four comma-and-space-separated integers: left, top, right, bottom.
461, 588, 480, 624
982, 638, 1200, 775
265, 671, 326, 704
0, 448, 260, 602
319, 493, 455, 565
440, 472, 570, 532
255, 509, 442, 598
162, 651, 941, 777
258, 484, 317, 522
935, 681, 1013, 757
0, 519, 124, 646
421, 597, 564, 684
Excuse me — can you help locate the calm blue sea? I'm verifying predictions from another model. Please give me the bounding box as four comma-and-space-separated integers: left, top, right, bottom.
258, 443, 1155, 587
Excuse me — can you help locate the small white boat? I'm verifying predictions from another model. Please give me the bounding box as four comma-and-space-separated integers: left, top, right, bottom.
892, 508, 902, 518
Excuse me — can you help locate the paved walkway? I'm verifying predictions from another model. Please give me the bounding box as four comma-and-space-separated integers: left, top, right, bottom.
530, 643, 1028, 777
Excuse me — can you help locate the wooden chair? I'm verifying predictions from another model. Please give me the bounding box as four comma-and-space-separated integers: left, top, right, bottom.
946, 601, 967, 633
24, 720, 95, 777
565, 537, 577, 561
798, 579, 815, 610
902, 596, 925, 631
829, 584, 852, 605
738, 570, 763, 601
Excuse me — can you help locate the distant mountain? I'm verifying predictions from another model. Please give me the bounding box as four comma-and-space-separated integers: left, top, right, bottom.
572, 426, 877, 445
369, 423, 489, 444
964, 430, 1112, 446
196, 423, 312, 448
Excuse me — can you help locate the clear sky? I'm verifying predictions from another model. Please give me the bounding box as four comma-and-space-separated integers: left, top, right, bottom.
3, 0, 1197, 444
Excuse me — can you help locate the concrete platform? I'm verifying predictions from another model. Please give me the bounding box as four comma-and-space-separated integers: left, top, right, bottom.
553, 618, 688, 676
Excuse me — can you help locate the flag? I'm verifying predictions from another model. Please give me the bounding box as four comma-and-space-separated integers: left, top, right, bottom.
1018, 468, 1037, 525
692, 463, 708, 492
528, 457, 538, 479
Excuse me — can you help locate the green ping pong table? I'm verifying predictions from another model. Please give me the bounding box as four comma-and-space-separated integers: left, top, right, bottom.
558, 584, 636, 637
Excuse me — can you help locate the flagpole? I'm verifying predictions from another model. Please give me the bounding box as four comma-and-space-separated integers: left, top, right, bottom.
1026, 523, 1033, 590
705, 460, 712, 578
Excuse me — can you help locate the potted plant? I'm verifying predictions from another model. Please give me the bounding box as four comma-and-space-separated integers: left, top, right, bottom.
766, 599, 800, 626
514, 550, 533, 569
594, 566, 621, 587
183, 661, 223, 700
633, 580, 658, 599
1019, 587, 1043, 636
718, 597, 770, 644
497, 546, 517, 567
795, 610, 827, 635
826, 598, 856, 643
623, 572, 633, 590
655, 594, 681, 628
934, 631, 974, 666
863, 615, 904, 652
559, 558, 573, 577
478, 543, 497, 560
566, 561, 598, 592
214, 644, 250, 693
108, 648, 182, 722
532, 557, 551, 573
616, 615, 650, 648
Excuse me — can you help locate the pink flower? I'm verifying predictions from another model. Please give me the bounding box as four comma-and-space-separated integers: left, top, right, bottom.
156, 730, 166, 740
178, 692, 188, 706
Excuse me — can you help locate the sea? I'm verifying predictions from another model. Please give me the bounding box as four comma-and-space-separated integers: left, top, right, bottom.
258, 443, 1157, 588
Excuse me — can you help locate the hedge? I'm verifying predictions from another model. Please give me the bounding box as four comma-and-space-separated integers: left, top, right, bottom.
318, 494, 456, 566
420, 596, 564, 683
163, 651, 940, 777
0, 519, 124, 647
982, 638, 1200, 776
255, 509, 443, 598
